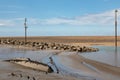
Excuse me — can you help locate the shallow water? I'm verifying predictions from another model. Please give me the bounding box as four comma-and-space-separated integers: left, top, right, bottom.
1, 45, 119, 68
0, 45, 120, 80
80, 46, 120, 67
0, 46, 104, 80
0, 46, 54, 62
0, 46, 60, 73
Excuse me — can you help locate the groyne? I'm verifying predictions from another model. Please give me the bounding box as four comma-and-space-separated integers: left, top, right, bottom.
0, 39, 99, 52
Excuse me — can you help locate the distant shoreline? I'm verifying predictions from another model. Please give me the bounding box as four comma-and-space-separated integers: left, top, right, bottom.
0, 36, 120, 46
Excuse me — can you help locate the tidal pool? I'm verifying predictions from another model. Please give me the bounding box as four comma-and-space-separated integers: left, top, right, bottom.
80, 46, 120, 67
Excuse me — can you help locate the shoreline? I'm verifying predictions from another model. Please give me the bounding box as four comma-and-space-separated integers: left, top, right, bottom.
0, 36, 120, 46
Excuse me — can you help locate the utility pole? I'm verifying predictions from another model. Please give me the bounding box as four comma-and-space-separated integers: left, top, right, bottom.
115, 10, 118, 52
115, 10, 118, 66
24, 18, 27, 45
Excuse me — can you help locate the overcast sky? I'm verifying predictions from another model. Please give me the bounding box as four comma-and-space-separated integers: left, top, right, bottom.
0, 0, 120, 36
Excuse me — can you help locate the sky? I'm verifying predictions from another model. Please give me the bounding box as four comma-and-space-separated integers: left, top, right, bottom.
0, 0, 120, 36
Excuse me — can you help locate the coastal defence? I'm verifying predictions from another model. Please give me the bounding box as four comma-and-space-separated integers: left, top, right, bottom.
0, 39, 99, 52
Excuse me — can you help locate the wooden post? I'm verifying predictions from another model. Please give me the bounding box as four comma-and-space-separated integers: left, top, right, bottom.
115, 10, 118, 66
24, 18, 27, 45
115, 10, 118, 52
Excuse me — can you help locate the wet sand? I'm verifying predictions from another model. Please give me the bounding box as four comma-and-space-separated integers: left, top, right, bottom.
0, 36, 120, 80
57, 52, 120, 80
0, 46, 84, 80
0, 61, 82, 80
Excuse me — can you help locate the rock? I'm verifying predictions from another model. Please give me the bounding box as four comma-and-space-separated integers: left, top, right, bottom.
11, 73, 16, 76
0, 39, 99, 53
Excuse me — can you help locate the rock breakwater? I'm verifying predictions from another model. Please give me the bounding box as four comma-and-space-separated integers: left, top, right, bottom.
0, 39, 99, 52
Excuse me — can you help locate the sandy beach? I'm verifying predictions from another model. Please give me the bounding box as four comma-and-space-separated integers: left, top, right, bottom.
1, 36, 120, 46
0, 36, 120, 80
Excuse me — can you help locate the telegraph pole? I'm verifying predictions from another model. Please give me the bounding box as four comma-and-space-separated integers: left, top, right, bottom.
115, 10, 118, 53
115, 10, 118, 66
24, 18, 27, 45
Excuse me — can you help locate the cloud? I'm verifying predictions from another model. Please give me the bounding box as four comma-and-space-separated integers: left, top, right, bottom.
0, 20, 13, 26
0, 23, 4, 26
0, 9, 120, 27
28, 9, 120, 26
0, 18, 24, 27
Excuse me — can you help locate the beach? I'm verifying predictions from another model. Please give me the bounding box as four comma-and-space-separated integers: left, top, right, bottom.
0, 36, 120, 80
1, 36, 120, 46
